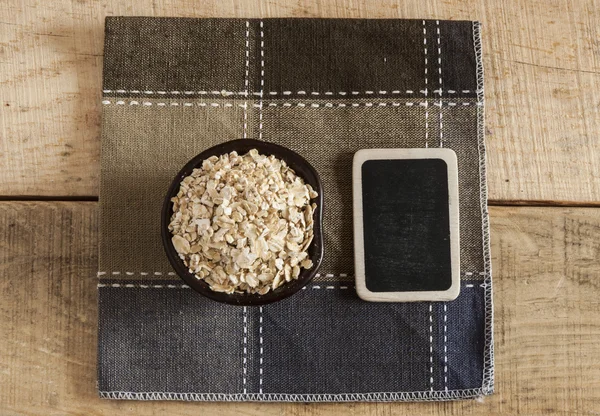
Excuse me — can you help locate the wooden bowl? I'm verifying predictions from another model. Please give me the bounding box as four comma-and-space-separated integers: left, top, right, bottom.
161, 139, 324, 306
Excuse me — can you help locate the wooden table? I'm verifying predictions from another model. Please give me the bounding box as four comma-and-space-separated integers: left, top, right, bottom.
1, 1, 599, 414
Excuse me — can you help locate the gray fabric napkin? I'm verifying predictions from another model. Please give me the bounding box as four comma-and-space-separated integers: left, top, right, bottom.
98, 17, 494, 401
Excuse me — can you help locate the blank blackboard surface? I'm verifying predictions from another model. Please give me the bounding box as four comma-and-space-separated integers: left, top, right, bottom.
361, 159, 452, 292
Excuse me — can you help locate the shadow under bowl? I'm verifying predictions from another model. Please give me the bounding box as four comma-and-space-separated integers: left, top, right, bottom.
161, 139, 324, 306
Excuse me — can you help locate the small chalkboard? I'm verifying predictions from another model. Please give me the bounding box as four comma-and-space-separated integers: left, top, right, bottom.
353, 149, 460, 302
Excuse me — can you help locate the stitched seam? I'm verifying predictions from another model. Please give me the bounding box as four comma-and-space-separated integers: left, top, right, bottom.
243, 21, 250, 138
97, 283, 190, 289
437, 20, 448, 393
97, 271, 352, 277
258, 20, 264, 140
243, 306, 248, 394
240, 26, 250, 394
444, 303, 448, 392
96, 284, 352, 289
102, 89, 478, 95
437, 20, 443, 148
96, 271, 487, 277
98, 387, 489, 401
473, 20, 495, 395
423, 20, 429, 148
424, 20, 433, 393
259, 306, 264, 394
429, 304, 434, 391
97, 271, 178, 276
303, 285, 350, 290
97, 283, 483, 290
100, 101, 482, 108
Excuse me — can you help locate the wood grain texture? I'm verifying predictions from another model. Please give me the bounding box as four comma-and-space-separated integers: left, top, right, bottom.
1, 202, 599, 415
1, 0, 599, 202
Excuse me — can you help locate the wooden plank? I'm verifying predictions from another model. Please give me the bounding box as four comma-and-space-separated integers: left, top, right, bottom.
1, 202, 599, 415
483, 0, 600, 203
1, 0, 599, 202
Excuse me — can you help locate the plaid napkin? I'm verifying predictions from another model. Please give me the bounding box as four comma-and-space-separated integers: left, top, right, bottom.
98, 17, 494, 401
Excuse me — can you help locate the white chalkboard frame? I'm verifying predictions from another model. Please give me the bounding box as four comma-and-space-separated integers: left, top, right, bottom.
353, 148, 461, 302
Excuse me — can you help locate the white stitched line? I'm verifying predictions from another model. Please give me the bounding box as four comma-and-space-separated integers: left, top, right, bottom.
444, 303, 448, 392
429, 303, 434, 391
97, 271, 354, 277
243, 306, 248, 394
466, 284, 474, 288
97, 283, 190, 289
436, 21, 442, 87
253, 102, 479, 108
314, 273, 354, 278
259, 20, 264, 140
423, 20, 429, 148
97, 283, 356, 290
102, 89, 473, 95
259, 306, 264, 394
243, 21, 250, 139
301, 285, 354, 290
437, 20, 443, 148
440, 110, 443, 144
101, 100, 481, 108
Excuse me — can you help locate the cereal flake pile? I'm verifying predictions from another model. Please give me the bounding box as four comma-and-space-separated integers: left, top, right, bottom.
169, 149, 318, 294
